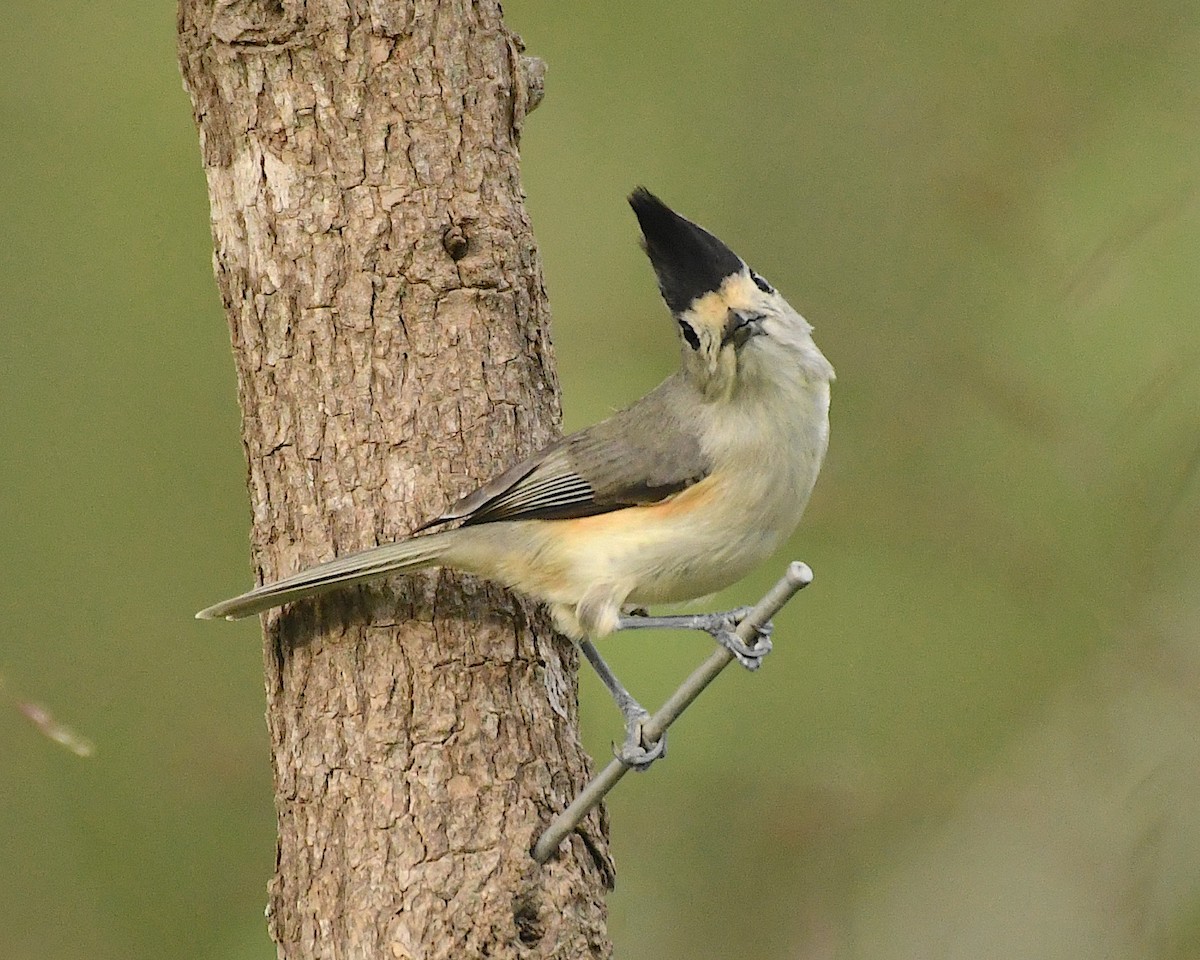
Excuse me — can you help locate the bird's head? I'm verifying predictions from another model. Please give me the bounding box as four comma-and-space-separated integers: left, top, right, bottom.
629, 187, 832, 400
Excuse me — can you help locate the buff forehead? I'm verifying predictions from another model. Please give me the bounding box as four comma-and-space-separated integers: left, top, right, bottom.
682, 272, 760, 332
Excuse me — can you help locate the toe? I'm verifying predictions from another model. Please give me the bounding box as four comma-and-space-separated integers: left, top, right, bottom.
717, 629, 771, 671
734, 610, 773, 641
614, 732, 666, 771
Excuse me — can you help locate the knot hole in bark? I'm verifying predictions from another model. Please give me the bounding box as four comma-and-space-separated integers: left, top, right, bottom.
443, 223, 471, 261
512, 894, 544, 947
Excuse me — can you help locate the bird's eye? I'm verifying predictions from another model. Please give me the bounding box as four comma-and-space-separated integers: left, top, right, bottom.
677, 317, 701, 350
750, 270, 774, 294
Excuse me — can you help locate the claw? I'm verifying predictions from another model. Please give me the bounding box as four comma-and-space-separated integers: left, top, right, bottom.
716, 611, 774, 671
613, 711, 667, 771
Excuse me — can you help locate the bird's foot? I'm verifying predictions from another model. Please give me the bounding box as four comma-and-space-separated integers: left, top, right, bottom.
706, 607, 773, 671
613, 708, 666, 771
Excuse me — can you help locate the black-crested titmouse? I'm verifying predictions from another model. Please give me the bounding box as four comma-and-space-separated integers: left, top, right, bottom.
198, 188, 834, 767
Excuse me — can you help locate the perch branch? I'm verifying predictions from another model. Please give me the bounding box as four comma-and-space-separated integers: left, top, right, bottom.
533, 560, 814, 864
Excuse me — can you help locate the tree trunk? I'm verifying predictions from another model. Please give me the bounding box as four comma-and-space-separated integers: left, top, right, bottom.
177, 2, 613, 957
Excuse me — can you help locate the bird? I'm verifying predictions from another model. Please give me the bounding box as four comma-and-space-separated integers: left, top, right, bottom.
197, 187, 834, 768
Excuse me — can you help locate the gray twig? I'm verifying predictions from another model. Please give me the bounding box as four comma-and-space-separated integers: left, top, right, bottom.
533, 560, 814, 864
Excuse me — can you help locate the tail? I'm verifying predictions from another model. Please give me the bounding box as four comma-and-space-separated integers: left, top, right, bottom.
195, 530, 458, 621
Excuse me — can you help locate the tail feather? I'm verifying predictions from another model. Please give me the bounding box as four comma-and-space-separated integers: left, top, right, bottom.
195, 531, 454, 621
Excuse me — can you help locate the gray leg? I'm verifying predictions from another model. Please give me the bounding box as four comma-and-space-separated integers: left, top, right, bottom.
615, 606, 773, 671
578, 639, 666, 771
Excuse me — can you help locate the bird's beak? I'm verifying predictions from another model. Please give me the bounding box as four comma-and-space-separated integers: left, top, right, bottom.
724, 311, 766, 348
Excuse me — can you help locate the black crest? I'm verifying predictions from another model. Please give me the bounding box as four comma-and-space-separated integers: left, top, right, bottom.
628, 187, 743, 314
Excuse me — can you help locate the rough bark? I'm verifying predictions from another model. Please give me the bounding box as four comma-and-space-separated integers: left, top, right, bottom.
177, 2, 612, 957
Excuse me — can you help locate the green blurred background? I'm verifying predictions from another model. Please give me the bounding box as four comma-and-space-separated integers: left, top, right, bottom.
3, 1, 1198, 957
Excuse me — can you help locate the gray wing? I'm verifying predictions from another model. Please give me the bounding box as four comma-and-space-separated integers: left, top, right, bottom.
416, 377, 710, 529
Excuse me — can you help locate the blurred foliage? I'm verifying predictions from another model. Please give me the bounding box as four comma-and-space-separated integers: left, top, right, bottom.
1, 0, 1197, 957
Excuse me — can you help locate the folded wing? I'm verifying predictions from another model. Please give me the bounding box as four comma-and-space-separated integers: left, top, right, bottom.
418, 378, 710, 529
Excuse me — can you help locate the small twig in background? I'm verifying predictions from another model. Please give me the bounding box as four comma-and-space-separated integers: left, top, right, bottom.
533, 561, 813, 864
1, 672, 95, 757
